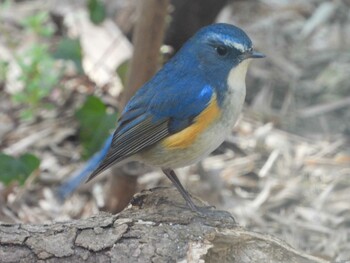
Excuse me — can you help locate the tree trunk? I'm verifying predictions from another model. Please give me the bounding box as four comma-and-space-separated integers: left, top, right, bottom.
0, 188, 327, 263
106, 0, 169, 213
165, 0, 229, 51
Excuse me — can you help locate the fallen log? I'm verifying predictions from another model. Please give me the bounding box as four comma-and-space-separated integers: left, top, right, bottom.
0, 188, 327, 263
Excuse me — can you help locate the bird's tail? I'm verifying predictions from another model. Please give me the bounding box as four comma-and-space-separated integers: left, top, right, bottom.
56, 134, 113, 200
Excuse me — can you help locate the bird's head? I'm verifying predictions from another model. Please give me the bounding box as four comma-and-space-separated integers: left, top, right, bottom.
179, 23, 264, 96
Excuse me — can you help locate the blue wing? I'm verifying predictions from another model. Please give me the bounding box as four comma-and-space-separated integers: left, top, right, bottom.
86, 70, 215, 182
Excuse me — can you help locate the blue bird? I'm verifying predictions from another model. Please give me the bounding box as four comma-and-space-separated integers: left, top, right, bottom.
62, 23, 264, 211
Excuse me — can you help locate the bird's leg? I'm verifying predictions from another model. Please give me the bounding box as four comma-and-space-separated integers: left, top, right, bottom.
162, 168, 198, 212
162, 169, 235, 222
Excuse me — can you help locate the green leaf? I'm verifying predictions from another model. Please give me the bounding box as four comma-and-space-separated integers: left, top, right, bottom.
116, 60, 129, 86
88, 0, 106, 24
53, 38, 83, 74
19, 108, 35, 121
21, 11, 54, 37
0, 153, 40, 185
75, 96, 117, 159
13, 43, 61, 120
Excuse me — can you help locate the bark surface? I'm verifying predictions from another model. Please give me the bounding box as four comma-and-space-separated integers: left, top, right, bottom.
0, 188, 327, 263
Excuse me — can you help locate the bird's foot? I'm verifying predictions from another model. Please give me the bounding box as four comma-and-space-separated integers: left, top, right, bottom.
186, 203, 236, 223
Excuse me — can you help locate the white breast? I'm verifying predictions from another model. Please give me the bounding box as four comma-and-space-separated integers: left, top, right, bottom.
191, 59, 250, 159
220, 59, 251, 130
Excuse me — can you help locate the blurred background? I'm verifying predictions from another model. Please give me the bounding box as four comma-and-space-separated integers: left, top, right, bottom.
0, 0, 350, 261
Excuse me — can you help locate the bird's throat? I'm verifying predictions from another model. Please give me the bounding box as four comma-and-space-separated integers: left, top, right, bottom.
227, 59, 251, 93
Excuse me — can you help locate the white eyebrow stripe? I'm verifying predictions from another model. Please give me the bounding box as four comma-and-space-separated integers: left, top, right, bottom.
222, 39, 246, 53
210, 33, 248, 53
231, 42, 246, 53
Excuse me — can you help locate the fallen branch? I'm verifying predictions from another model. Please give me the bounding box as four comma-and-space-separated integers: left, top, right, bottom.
0, 188, 327, 263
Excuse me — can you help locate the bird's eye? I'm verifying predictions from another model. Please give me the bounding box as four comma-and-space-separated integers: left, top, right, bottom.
215, 46, 228, 56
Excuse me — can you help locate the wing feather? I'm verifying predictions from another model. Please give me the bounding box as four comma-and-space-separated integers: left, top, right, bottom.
86, 74, 216, 182
86, 117, 169, 182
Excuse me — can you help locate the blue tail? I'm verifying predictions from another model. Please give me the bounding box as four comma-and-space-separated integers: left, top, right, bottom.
57, 134, 113, 200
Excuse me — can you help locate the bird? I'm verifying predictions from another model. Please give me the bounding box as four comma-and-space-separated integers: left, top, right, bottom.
60, 23, 264, 211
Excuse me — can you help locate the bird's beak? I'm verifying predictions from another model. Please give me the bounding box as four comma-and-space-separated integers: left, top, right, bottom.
250, 51, 265, 59
240, 50, 265, 60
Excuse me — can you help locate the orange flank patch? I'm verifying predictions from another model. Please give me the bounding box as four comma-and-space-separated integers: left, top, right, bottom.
162, 96, 221, 149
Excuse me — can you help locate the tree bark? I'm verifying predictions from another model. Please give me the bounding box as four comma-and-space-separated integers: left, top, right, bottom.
122, 0, 169, 106
165, 0, 229, 52
106, 0, 169, 213
0, 188, 327, 263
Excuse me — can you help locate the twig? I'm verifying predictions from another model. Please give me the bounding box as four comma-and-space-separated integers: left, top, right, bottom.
297, 96, 350, 119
